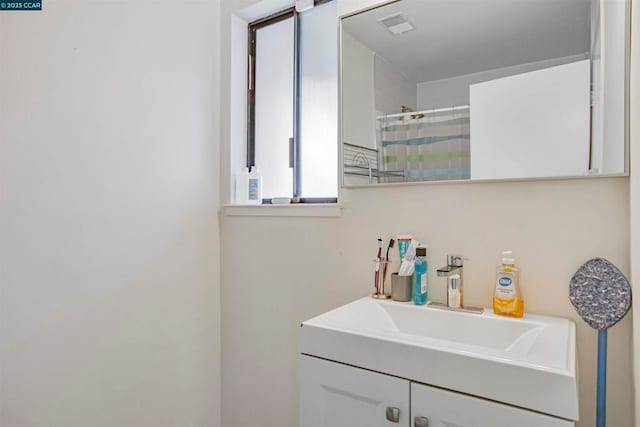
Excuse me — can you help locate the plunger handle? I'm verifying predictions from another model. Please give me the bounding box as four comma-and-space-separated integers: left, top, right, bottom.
596, 329, 607, 427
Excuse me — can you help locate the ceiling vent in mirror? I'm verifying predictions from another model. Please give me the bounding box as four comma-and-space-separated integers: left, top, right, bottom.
378, 13, 415, 35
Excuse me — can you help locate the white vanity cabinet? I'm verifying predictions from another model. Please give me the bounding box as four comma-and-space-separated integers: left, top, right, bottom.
300, 355, 573, 427
410, 382, 573, 427
300, 355, 410, 427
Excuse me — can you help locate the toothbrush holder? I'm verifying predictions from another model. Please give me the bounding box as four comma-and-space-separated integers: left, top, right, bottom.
372, 258, 392, 299
391, 273, 413, 302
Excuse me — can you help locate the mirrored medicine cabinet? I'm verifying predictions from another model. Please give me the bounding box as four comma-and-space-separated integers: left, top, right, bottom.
340, 0, 630, 187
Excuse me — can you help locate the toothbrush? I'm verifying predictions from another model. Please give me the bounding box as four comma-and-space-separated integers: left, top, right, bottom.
374, 238, 382, 294
382, 238, 395, 288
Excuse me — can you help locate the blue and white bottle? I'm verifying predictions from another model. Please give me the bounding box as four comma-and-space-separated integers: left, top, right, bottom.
414, 247, 428, 305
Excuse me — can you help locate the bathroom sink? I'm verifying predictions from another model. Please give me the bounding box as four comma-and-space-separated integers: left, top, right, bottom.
300, 298, 578, 421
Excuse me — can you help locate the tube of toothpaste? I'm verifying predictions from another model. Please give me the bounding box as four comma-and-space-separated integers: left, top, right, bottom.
399, 239, 421, 276
397, 235, 413, 261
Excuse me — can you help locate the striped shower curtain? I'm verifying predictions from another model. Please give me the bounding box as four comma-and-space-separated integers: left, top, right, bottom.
378, 109, 470, 182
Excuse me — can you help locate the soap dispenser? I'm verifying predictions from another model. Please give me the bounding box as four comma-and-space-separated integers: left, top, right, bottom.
493, 251, 524, 318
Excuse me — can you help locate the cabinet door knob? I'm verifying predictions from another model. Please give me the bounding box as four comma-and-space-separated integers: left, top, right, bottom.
385, 407, 400, 423
414, 416, 429, 427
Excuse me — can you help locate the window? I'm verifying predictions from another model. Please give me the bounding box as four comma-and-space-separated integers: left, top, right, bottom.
248, 0, 337, 203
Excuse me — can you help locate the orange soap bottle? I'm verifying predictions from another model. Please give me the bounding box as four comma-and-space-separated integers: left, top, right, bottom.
493, 251, 524, 318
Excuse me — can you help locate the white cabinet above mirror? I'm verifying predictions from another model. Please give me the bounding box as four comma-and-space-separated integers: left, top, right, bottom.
340, 0, 629, 186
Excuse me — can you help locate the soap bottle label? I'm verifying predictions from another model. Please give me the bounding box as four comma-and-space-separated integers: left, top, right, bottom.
421, 274, 427, 294
248, 179, 259, 200
496, 272, 515, 298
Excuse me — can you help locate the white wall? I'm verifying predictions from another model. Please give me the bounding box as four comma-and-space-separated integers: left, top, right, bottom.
220, 2, 633, 427
341, 30, 416, 150
374, 54, 417, 114
417, 54, 588, 110
0, 2, 221, 426
341, 31, 376, 149
221, 179, 633, 427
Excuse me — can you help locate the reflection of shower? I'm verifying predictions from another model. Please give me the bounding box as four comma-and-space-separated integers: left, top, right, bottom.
343, 142, 406, 184
400, 106, 426, 119
343, 143, 377, 184
352, 152, 373, 183
378, 105, 471, 181
382, 105, 469, 120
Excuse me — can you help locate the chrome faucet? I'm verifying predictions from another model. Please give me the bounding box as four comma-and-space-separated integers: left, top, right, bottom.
437, 254, 464, 308
433, 254, 484, 314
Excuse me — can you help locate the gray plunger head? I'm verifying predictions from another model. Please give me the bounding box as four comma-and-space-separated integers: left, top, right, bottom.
569, 258, 631, 330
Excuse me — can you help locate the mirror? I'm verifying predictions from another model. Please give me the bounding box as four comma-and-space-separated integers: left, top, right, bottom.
340, 0, 629, 186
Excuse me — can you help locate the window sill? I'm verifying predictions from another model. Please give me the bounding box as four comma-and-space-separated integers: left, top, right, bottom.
223, 203, 343, 218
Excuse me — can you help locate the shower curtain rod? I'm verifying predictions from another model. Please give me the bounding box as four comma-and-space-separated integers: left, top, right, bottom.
377, 105, 470, 120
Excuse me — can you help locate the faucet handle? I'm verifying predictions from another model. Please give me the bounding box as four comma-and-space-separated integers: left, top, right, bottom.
446, 254, 465, 267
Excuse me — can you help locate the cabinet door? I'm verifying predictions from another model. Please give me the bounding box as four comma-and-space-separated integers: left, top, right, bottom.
300, 355, 410, 427
410, 382, 574, 427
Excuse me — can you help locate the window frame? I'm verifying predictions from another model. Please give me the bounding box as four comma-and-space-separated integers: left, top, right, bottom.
247, 0, 338, 204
